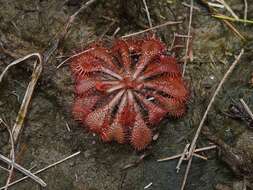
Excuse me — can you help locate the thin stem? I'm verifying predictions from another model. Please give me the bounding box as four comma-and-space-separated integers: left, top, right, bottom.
0, 151, 80, 190
142, 0, 153, 28
121, 21, 182, 38
181, 49, 244, 190
182, 0, 194, 77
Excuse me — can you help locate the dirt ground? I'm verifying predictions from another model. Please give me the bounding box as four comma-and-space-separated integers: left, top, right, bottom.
0, 0, 253, 189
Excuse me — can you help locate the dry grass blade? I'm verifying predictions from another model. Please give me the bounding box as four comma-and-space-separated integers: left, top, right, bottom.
180, 49, 244, 190
49, 0, 97, 68
207, 2, 224, 8
182, 0, 194, 77
0, 154, 46, 187
224, 20, 246, 41
244, 0, 248, 25
176, 143, 190, 173
240, 99, 253, 120
201, 1, 246, 41
121, 21, 182, 38
142, 0, 153, 28
61, 0, 97, 41
187, 49, 244, 158
57, 48, 94, 68
157, 145, 216, 162
216, 0, 239, 19
0, 53, 43, 143
0, 151, 81, 190
180, 145, 194, 190
0, 119, 15, 190
0, 166, 9, 172
213, 14, 253, 24
0, 119, 45, 188
144, 182, 153, 189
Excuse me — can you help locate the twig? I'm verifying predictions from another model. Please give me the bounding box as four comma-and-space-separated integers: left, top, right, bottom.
192, 145, 217, 152
182, 2, 200, 11
142, 0, 153, 28
0, 154, 46, 187
98, 20, 116, 40
180, 49, 244, 190
65, 121, 71, 132
201, 1, 246, 40
0, 53, 43, 144
62, 0, 97, 39
157, 145, 216, 162
240, 99, 253, 120
216, 0, 239, 20
144, 182, 153, 189
121, 21, 182, 38
0, 151, 81, 190
222, 19, 246, 41
1, 120, 15, 190
188, 49, 244, 158
244, 0, 248, 26
176, 144, 190, 173
192, 153, 208, 160
169, 33, 192, 51
207, 2, 224, 9
56, 48, 94, 68
180, 145, 194, 190
212, 14, 253, 24
182, 0, 194, 77
112, 27, 120, 38
44, 0, 97, 63
0, 166, 9, 172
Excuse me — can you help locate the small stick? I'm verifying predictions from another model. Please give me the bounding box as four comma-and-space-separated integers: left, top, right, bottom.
222, 19, 246, 41
181, 49, 244, 190
112, 27, 120, 38
244, 0, 248, 26
207, 2, 224, 8
98, 20, 116, 40
65, 121, 71, 132
157, 145, 216, 162
169, 33, 192, 51
216, 0, 239, 20
157, 153, 183, 162
144, 182, 153, 189
240, 99, 253, 120
142, 0, 152, 28
213, 14, 253, 25
187, 49, 244, 159
2, 121, 15, 190
181, 2, 200, 11
175, 34, 192, 38
182, 0, 194, 77
0, 154, 46, 187
44, 0, 97, 63
194, 145, 217, 152
192, 153, 208, 160
56, 48, 94, 68
176, 144, 190, 173
0, 166, 9, 172
121, 21, 182, 38
0, 151, 81, 190
180, 145, 195, 190
62, 0, 97, 38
